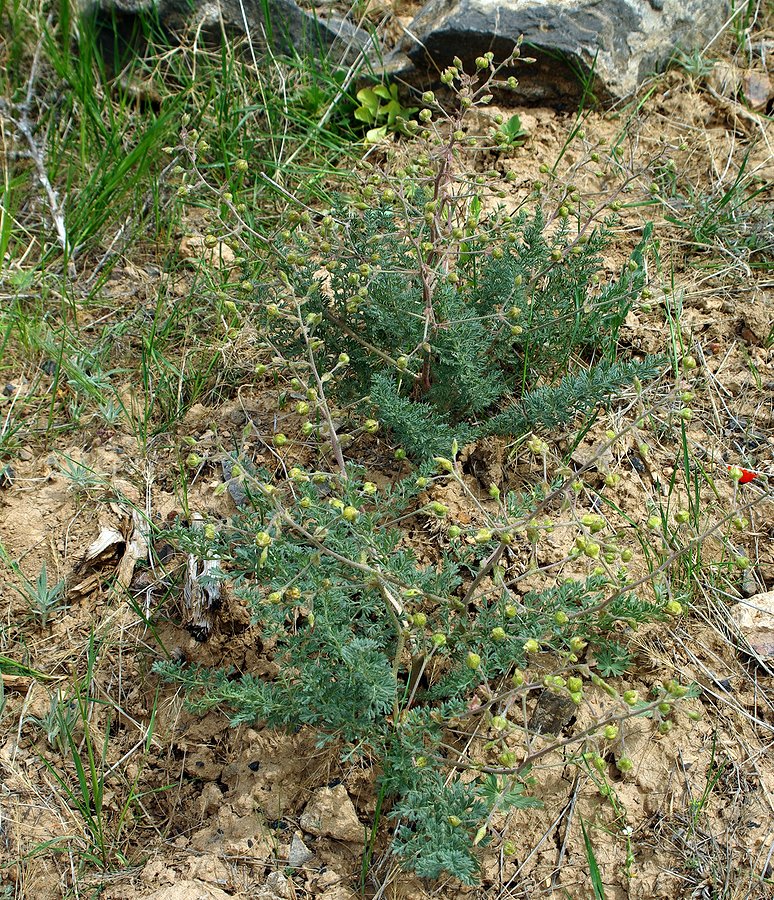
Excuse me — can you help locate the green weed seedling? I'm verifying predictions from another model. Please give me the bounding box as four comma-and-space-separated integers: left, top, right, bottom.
581, 818, 607, 899
36, 632, 147, 872
26, 564, 63, 623
0, 544, 66, 627
670, 48, 716, 81
353, 82, 417, 143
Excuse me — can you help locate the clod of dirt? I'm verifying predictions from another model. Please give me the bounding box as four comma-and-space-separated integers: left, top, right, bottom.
299, 785, 365, 843
185, 854, 232, 887
259, 872, 292, 898
145, 880, 232, 900
729, 591, 774, 659
313, 870, 357, 900
190, 806, 273, 860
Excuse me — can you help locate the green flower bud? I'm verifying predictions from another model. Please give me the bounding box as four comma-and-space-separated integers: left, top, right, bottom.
466, 651, 482, 670
434, 456, 454, 473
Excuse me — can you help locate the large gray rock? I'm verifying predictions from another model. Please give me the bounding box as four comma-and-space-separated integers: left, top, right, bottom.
85, 0, 372, 65
86, 0, 730, 105
387, 0, 731, 103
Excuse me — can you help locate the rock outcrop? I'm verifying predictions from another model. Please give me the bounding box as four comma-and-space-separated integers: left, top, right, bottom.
388, 0, 731, 103
84, 0, 731, 103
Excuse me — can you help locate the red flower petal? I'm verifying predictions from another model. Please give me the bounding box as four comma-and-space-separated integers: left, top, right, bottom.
729, 465, 758, 484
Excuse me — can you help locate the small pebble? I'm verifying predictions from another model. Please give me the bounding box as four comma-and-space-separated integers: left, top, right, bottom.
288, 832, 314, 868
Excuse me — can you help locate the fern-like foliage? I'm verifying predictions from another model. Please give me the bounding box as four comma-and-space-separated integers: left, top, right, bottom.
154, 466, 678, 883
483, 356, 662, 438
261, 193, 656, 459
370, 373, 474, 459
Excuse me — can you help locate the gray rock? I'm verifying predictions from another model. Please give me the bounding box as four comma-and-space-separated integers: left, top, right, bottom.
730, 591, 774, 660
387, 0, 731, 103
83, 0, 372, 65
287, 831, 314, 867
